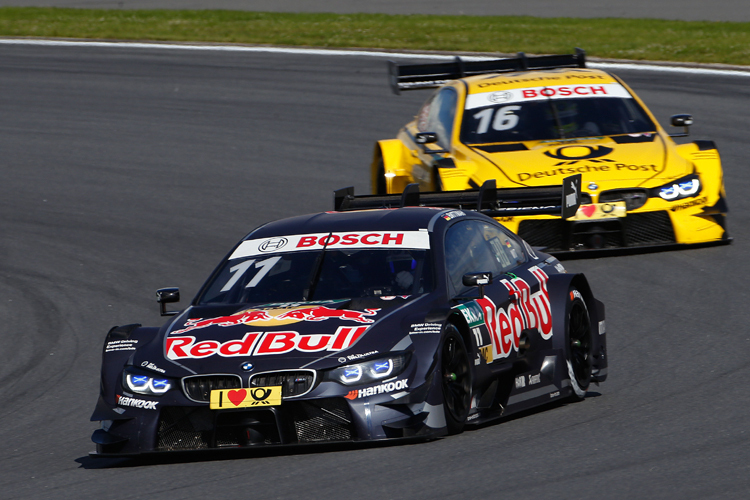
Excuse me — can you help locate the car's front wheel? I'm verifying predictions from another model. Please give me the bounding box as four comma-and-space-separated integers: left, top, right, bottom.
440, 324, 472, 434
565, 288, 593, 401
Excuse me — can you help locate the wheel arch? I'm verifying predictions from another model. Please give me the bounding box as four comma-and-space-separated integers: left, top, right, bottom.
371, 139, 414, 194
546, 273, 607, 383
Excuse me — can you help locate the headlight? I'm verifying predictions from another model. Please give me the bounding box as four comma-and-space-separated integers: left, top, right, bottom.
656, 174, 701, 201
324, 352, 411, 386
123, 368, 172, 396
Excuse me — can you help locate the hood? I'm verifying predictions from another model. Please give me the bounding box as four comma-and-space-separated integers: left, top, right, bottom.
132, 298, 427, 375
468, 135, 693, 188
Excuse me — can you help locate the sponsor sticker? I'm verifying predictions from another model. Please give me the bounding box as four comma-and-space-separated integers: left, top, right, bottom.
229, 231, 430, 259
670, 196, 707, 212
569, 202, 627, 220
105, 339, 138, 353
171, 306, 380, 334
166, 326, 368, 360
116, 394, 158, 410
466, 83, 632, 110
476, 266, 554, 362
210, 386, 282, 409
408, 323, 442, 335
344, 379, 409, 400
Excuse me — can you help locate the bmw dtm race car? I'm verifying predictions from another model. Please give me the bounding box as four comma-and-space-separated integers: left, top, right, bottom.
90, 179, 606, 456
374, 49, 729, 253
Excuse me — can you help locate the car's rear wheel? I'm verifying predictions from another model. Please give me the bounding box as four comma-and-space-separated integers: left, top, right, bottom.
440, 324, 472, 434
565, 288, 593, 401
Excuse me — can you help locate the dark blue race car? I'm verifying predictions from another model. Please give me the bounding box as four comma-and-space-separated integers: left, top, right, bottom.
90, 178, 607, 456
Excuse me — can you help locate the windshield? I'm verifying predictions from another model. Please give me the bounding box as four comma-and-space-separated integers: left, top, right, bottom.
461, 95, 656, 144
198, 248, 434, 305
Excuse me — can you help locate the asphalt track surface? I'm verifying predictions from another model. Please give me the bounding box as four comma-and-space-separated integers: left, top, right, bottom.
1, 42, 749, 500
0, 0, 749, 22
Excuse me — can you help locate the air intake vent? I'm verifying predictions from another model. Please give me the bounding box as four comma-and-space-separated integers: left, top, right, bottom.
182, 374, 242, 403
250, 370, 316, 398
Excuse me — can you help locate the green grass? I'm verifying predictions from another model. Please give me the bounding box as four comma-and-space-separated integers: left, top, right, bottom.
1, 7, 749, 66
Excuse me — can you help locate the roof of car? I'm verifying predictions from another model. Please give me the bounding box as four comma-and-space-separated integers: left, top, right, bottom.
246, 207, 466, 241
462, 67, 618, 94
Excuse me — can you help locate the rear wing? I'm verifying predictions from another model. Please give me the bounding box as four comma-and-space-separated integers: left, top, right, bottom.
389, 48, 586, 94
335, 175, 582, 220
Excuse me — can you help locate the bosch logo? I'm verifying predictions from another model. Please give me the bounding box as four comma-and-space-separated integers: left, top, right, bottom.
488, 91, 513, 103
259, 237, 288, 252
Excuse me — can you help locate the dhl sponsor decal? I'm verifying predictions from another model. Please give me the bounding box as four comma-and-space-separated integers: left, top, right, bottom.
166, 326, 368, 360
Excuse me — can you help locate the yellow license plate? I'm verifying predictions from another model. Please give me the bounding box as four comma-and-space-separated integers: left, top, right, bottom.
569, 201, 627, 220
209, 386, 282, 409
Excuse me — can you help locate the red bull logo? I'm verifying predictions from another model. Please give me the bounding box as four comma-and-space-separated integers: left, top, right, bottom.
476, 266, 553, 361
171, 310, 273, 335
166, 326, 368, 360
171, 306, 380, 335
274, 306, 379, 324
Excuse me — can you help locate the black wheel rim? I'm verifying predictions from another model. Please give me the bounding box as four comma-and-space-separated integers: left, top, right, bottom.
442, 334, 471, 421
569, 301, 592, 387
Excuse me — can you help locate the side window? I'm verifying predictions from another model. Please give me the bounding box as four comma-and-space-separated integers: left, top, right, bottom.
444, 220, 527, 295
480, 223, 527, 271
418, 87, 458, 148
444, 220, 502, 294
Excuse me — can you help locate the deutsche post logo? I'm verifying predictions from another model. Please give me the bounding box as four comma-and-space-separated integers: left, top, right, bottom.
209, 386, 282, 409
544, 146, 614, 166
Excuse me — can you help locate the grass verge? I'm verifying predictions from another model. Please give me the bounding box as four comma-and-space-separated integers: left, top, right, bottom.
1, 8, 749, 66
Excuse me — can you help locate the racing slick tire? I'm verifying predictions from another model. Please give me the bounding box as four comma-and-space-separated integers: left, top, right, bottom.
440, 324, 472, 434
565, 288, 593, 401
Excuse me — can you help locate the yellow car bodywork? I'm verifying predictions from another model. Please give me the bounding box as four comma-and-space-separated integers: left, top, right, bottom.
373, 65, 729, 252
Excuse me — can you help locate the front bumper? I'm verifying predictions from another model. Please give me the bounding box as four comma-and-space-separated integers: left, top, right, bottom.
513, 208, 729, 254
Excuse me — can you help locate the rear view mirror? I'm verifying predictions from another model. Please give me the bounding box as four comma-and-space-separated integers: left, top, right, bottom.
156, 287, 180, 316
462, 272, 492, 299
669, 114, 693, 138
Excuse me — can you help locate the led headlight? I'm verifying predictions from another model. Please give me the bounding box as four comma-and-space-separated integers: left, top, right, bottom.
656, 174, 701, 201
325, 352, 410, 386
123, 368, 172, 396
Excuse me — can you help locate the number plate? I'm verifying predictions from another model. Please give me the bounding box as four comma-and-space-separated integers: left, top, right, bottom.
569, 201, 627, 220
210, 386, 282, 409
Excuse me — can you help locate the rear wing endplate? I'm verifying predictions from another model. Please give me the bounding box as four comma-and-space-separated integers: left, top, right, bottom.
389, 48, 586, 94
334, 174, 582, 219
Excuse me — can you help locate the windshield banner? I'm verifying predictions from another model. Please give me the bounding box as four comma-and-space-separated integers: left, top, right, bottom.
465, 83, 632, 110
229, 231, 430, 259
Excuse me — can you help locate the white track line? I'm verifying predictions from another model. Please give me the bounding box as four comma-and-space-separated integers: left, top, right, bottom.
1, 38, 748, 77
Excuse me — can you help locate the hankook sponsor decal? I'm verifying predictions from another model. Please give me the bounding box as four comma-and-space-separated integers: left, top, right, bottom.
116, 395, 158, 410
229, 231, 430, 259
670, 196, 707, 211
344, 379, 409, 400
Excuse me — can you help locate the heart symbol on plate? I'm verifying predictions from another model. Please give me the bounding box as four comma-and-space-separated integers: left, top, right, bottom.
227, 389, 247, 406
581, 205, 596, 218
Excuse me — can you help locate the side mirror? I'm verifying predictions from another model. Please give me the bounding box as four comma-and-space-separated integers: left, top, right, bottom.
415, 132, 448, 153
462, 272, 492, 299
669, 114, 693, 138
156, 287, 180, 316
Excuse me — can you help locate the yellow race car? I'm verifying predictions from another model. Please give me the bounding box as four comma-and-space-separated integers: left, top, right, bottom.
373, 49, 730, 253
